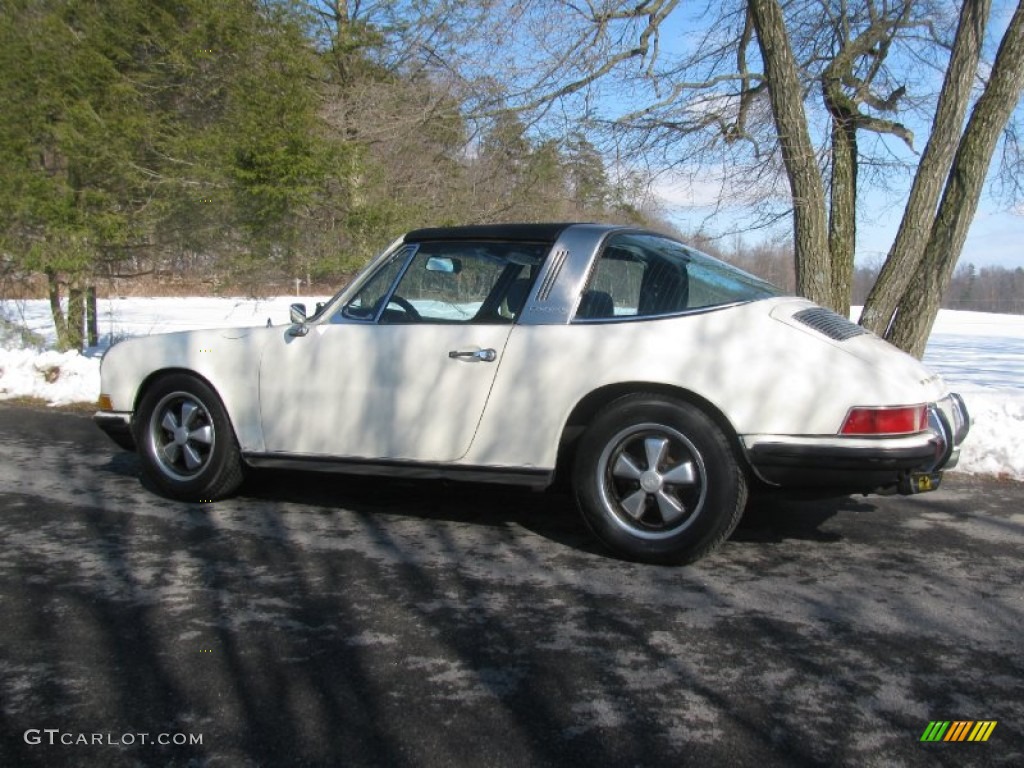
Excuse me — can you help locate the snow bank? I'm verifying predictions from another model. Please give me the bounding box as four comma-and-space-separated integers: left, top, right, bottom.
953, 387, 1024, 478
920, 314, 1024, 479
2, 298, 1022, 480
0, 347, 101, 407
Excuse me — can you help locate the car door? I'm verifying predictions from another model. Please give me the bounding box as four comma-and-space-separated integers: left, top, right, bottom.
258, 241, 542, 462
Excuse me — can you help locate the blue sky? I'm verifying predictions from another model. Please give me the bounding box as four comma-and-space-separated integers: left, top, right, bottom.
463, 0, 1022, 270
935, 208, 1024, 270
655, 179, 1024, 270
546, 1, 1024, 271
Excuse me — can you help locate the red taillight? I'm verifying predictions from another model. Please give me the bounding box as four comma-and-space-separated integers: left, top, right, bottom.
840, 405, 927, 435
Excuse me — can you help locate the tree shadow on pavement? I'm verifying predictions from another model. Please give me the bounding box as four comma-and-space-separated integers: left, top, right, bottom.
6, 407, 1022, 767
99, 450, 874, 556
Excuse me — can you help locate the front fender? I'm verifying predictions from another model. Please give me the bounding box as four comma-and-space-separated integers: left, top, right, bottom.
99, 326, 276, 452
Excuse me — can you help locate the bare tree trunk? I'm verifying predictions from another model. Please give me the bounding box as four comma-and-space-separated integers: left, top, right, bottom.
824, 88, 858, 314
45, 268, 72, 352
86, 285, 98, 347
859, 0, 991, 335
749, 0, 832, 309
67, 280, 84, 352
887, 1, 1024, 358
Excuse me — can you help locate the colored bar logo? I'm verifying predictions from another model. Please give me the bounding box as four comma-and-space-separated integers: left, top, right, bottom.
920, 721, 997, 742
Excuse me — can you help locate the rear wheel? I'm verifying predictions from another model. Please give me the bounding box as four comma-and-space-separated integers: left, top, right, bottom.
134, 374, 244, 501
573, 394, 746, 564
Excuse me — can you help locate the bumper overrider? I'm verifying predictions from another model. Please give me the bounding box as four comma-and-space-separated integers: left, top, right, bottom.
744, 393, 971, 495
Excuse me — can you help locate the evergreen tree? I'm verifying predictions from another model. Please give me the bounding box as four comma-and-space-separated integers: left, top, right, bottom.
0, 0, 343, 343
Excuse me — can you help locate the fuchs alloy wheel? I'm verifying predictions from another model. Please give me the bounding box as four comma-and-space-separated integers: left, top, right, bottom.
134, 374, 244, 501
573, 394, 747, 564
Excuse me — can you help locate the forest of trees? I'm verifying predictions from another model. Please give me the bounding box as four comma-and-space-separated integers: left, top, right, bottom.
700, 238, 1024, 313
0, 1, 1021, 352
0, 0, 663, 347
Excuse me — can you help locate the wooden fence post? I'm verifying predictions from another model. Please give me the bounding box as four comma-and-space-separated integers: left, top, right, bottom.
86, 286, 98, 347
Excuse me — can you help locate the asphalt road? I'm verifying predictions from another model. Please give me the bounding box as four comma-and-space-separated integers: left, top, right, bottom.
0, 403, 1021, 767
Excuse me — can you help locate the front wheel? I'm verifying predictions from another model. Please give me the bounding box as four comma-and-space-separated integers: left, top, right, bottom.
134, 374, 244, 501
573, 394, 747, 564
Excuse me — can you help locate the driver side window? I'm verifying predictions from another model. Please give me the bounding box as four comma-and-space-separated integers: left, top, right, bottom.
385, 247, 509, 323
339, 240, 544, 325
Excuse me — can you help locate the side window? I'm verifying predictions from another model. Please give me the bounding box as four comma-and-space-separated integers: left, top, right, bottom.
577, 241, 688, 319
584, 254, 644, 317
387, 246, 508, 323
358, 241, 546, 325
576, 233, 779, 321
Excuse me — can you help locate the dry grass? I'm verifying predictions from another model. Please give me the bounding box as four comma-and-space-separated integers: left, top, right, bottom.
0, 396, 97, 413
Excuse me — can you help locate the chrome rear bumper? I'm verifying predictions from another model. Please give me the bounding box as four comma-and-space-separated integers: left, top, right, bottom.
743, 392, 971, 495
931, 392, 970, 471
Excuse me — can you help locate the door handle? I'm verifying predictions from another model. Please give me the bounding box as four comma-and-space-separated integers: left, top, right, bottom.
448, 348, 497, 363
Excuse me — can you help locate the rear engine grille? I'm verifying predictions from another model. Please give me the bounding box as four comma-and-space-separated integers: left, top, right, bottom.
793, 307, 869, 341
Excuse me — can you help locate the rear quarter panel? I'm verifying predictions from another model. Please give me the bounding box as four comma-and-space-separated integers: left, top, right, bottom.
465, 298, 948, 469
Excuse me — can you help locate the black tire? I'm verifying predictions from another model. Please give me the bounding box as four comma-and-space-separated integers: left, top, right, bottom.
134, 373, 244, 501
573, 394, 747, 565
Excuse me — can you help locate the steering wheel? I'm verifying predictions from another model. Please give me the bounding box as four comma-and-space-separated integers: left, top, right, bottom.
386, 295, 422, 321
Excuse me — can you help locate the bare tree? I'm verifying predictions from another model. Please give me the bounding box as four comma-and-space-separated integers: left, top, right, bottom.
859, 0, 992, 335
442, 0, 1023, 352
885, 1, 1024, 356
748, 0, 831, 305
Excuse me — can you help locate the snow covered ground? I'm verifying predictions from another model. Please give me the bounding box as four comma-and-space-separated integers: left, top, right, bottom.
916, 309, 1024, 479
1, 296, 1022, 480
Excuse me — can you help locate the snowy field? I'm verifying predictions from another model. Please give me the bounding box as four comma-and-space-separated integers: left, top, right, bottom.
1, 296, 1022, 480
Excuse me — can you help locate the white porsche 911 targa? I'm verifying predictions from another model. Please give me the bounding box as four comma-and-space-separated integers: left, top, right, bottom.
95, 223, 970, 564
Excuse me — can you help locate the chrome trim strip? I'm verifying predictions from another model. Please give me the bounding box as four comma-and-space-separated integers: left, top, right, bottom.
243, 453, 553, 488
570, 300, 753, 324
743, 433, 940, 453
367, 243, 420, 324
305, 236, 407, 324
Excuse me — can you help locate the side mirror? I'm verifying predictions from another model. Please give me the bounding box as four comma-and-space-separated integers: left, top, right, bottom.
287, 303, 309, 337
